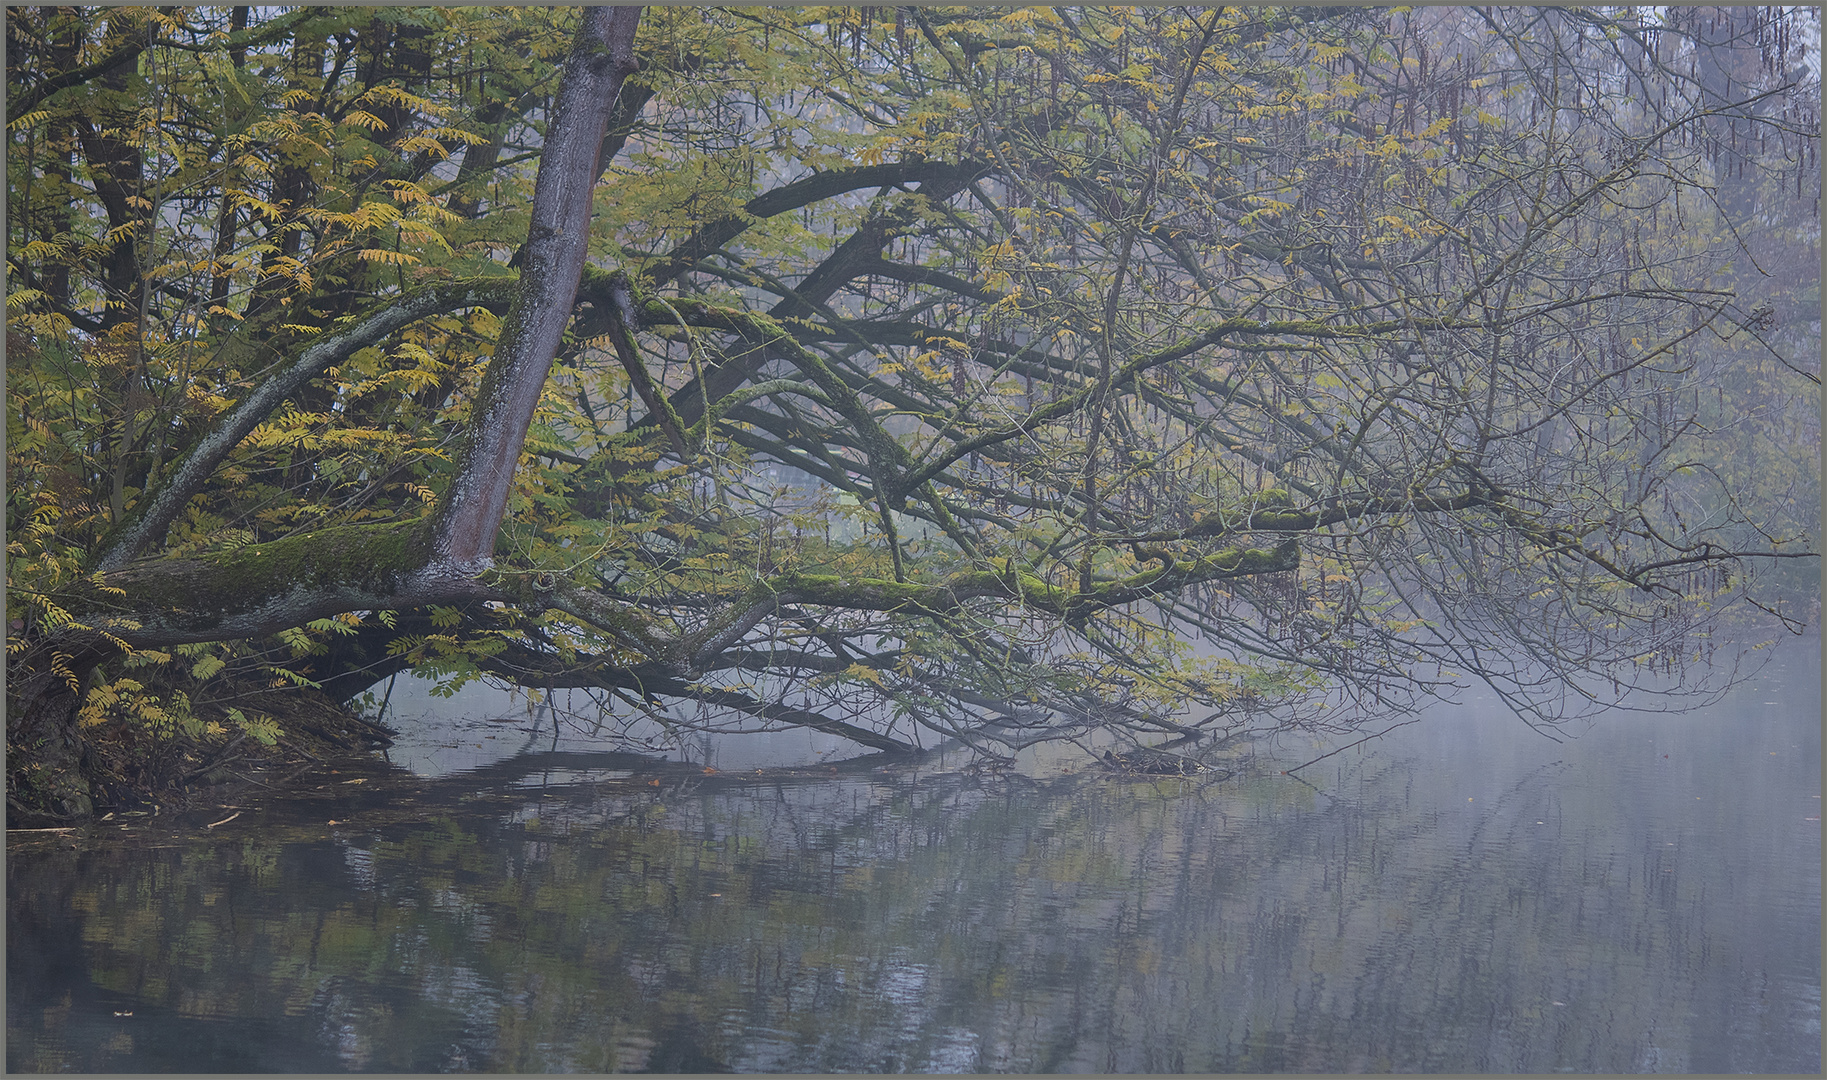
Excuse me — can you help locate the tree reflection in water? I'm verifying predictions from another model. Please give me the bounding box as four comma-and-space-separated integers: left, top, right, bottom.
7, 664, 1821, 1074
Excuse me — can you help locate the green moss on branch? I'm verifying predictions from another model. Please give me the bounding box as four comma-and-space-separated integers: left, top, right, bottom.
753, 539, 1299, 622
65, 521, 442, 645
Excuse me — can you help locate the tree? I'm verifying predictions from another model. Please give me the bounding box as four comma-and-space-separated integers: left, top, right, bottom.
7, 6, 1819, 820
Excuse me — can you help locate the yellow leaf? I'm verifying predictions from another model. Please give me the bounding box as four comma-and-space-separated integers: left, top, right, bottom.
356, 248, 421, 266
394, 135, 451, 158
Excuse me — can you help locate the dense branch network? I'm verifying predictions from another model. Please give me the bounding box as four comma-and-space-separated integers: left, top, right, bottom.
6, 6, 1817, 783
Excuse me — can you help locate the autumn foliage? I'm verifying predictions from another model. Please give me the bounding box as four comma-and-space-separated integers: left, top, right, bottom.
6, 7, 1819, 820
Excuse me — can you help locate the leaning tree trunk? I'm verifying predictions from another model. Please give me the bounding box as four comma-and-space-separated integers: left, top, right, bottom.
434, 5, 643, 565
6, 6, 646, 823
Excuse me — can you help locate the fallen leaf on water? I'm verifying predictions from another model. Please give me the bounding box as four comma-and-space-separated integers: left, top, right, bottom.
114, 1011, 132, 1017
327, 819, 340, 826
341, 778, 366, 784
648, 779, 661, 787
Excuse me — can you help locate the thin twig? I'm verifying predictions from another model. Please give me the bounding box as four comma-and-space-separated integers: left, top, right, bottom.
1282, 717, 1423, 775
204, 810, 241, 829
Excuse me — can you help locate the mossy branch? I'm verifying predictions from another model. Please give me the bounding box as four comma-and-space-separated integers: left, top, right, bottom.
64, 521, 450, 646
700, 540, 1299, 632
93, 280, 514, 574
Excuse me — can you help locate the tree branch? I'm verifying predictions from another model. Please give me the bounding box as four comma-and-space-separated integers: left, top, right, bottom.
93, 280, 513, 573
638, 159, 985, 287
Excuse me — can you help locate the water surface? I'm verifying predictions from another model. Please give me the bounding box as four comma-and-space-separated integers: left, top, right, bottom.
8, 642, 1820, 1073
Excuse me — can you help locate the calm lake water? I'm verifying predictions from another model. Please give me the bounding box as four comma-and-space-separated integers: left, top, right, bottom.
8, 640, 1820, 1073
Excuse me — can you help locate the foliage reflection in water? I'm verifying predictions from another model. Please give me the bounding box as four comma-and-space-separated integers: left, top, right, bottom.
8, 647, 1820, 1073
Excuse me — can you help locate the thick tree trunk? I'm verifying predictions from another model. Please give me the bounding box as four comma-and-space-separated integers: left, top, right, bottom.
433, 5, 643, 564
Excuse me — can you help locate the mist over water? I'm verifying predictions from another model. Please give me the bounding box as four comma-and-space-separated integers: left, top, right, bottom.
9, 638, 1819, 1073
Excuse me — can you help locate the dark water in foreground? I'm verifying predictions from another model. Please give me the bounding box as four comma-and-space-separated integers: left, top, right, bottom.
8, 646, 1821, 1073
